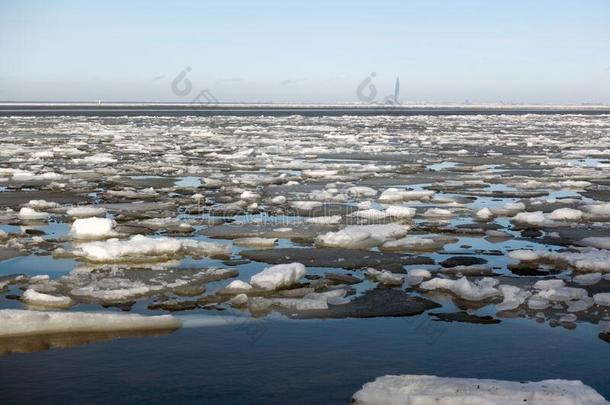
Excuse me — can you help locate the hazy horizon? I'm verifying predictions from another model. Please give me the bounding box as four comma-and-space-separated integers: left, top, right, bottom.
1, 0, 609, 104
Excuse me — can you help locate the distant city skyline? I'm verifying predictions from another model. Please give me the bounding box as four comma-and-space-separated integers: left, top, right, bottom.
1, 0, 609, 104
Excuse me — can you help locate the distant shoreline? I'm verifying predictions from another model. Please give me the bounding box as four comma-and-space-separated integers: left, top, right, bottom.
1, 103, 610, 117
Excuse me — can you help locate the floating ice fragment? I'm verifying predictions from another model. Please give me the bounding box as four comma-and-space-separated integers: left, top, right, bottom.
593, 293, 610, 306
233, 237, 278, 247
230, 293, 248, 307
548, 208, 583, 221
475, 207, 494, 221
27, 200, 60, 209
534, 279, 565, 290
422, 208, 452, 217
225, 280, 253, 291
508, 249, 539, 261
573, 273, 602, 285
384, 205, 416, 218
378, 188, 435, 203
67, 206, 107, 218
270, 195, 286, 204
580, 237, 610, 250
71, 217, 117, 239
496, 285, 531, 311
352, 374, 610, 405
21, 289, 74, 309
567, 297, 594, 312
0, 309, 181, 337
17, 207, 49, 221
512, 211, 546, 226
250, 263, 306, 291
306, 215, 342, 224
72, 235, 230, 263
559, 314, 577, 323
420, 276, 500, 301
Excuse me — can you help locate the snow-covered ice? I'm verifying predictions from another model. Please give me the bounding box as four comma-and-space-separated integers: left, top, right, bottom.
250, 263, 306, 290
0, 309, 181, 337
353, 374, 609, 405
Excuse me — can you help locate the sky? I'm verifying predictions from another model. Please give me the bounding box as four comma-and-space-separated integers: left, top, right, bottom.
1, 0, 609, 104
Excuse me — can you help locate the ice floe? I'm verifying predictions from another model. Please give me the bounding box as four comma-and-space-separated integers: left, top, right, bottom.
250, 263, 306, 290
352, 374, 610, 405
0, 309, 181, 337
70, 235, 231, 263
70, 217, 117, 239
420, 276, 500, 301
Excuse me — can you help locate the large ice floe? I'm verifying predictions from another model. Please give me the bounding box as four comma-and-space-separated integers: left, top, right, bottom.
352, 375, 609, 404
0, 309, 181, 337
68, 235, 231, 263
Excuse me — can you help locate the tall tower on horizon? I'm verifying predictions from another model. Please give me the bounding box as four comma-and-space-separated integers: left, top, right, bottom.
394, 76, 400, 104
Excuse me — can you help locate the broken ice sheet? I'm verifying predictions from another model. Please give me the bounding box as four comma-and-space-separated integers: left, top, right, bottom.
27, 264, 239, 305
1, 111, 610, 352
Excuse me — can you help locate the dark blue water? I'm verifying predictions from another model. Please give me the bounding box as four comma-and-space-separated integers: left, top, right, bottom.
1, 313, 609, 404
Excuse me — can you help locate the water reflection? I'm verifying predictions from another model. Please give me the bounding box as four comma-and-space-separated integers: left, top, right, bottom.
0, 329, 177, 357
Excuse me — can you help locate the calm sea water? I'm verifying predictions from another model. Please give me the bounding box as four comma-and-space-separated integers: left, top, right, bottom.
0, 311, 609, 404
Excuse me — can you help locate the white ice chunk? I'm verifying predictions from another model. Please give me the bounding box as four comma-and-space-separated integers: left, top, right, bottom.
225, 280, 253, 291
0, 309, 181, 337
29, 275, 50, 284
422, 208, 452, 217
17, 207, 49, 221
548, 208, 583, 221
384, 205, 416, 218
306, 215, 342, 224
352, 374, 609, 405
317, 228, 379, 249
67, 206, 107, 218
378, 188, 435, 203
27, 200, 60, 209
233, 237, 278, 247
534, 279, 565, 290
528, 295, 550, 310
573, 273, 602, 285
508, 249, 539, 261
240, 190, 260, 201
580, 237, 610, 250
290, 201, 323, 211
496, 285, 531, 311
350, 209, 389, 220
538, 286, 588, 302
512, 211, 546, 226
381, 236, 440, 251
250, 263, 306, 291
21, 289, 74, 309
593, 293, 610, 306
270, 195, 286, 204
420, 276, 500, 301
230, 293, 248, 307
567, 297, 594, 312
71, 217, 117, 239
347, 186, 377, 198
406, 268, 431, 285
475, 207, 494, 221
72, 235, 230, 263
582, 203, 610, 219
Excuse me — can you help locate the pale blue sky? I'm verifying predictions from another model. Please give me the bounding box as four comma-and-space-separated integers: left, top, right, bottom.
1, 0, 609, 103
